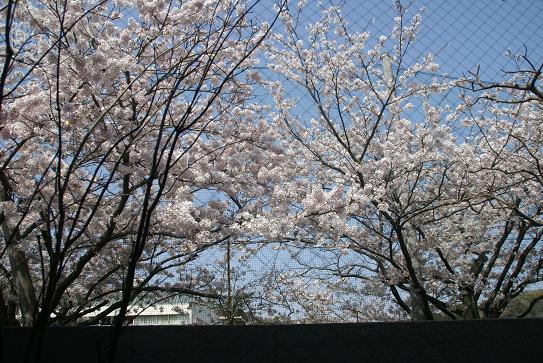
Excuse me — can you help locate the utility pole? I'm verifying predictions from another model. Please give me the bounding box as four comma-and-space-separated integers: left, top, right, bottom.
226, 238, 233, 325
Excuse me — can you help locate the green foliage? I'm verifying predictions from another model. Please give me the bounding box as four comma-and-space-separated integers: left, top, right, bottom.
501, 290, 543, 318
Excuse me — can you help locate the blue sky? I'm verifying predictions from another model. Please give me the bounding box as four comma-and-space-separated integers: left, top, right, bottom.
253, 0, 543, 82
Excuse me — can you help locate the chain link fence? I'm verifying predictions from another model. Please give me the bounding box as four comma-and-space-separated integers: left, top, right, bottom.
191, 0, 543, 324
12, 0, 538, 325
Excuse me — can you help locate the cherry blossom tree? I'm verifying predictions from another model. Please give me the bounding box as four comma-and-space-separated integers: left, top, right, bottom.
0, 0, 286, 359
457, 50, 543, 319
262, 1, 543, 321
1, 1, 540, 345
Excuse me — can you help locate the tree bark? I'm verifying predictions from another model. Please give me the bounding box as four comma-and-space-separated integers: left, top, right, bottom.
461, 287, 480, 319
6, 243, 36, 326
405, 229, 428, 321
0, 177, 37, 326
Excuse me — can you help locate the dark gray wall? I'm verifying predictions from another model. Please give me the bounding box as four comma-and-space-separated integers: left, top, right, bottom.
2, 319, 542, 363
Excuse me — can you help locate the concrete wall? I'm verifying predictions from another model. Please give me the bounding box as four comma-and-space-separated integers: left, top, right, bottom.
2, 319, 542, 362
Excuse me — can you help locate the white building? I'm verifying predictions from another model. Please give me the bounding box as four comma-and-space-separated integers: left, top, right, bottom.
84, 296, 220, 326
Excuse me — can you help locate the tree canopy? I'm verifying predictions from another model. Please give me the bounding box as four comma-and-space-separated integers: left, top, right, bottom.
0, 0, 542, 339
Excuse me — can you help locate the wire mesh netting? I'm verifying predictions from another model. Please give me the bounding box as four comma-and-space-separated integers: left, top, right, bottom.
2, 0, 542, 329
179, 0, 543, 324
